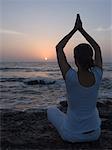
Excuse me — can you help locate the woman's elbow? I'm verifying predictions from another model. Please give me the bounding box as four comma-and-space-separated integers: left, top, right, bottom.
95, 44, 101, 51
56, 44, 61, 49
56, 45, 61, 51
56, 44, 64, 51
56, 45, 59, 50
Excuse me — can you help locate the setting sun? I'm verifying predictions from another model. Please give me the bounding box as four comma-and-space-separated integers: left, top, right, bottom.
45, 57, 48, 61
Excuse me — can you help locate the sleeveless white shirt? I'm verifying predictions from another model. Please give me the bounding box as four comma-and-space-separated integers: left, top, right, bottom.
64, 66, 103, 133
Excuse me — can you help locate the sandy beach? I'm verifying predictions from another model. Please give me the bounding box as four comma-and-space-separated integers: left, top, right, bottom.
1, 100, 112, 150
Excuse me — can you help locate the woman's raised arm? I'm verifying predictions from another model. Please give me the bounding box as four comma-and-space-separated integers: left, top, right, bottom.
77, 15, 102, 69
56, 16, 78, 79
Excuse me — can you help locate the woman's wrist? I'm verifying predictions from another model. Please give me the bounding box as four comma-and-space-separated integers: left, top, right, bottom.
78, 27, 84, 33
73, 27, 77, 33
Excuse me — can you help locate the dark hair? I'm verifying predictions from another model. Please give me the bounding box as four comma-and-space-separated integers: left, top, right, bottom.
74, 43, 94, 70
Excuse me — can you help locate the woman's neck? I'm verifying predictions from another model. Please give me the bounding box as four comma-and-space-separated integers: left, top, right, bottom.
78, 67, 89, 73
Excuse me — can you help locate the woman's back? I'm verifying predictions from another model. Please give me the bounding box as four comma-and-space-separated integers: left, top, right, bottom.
64, 66, 103, 133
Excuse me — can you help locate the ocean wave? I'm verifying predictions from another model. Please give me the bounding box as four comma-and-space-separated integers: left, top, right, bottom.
0, 77, 25, 82
0, 67, 40, 72
103, 63, 112, 72
101, 78, 112, 90
24, 78, 56, 85
0, 67, 28, 70
0, 77, 56, 85
0, 67, 60, 72
103, 68, 112, 72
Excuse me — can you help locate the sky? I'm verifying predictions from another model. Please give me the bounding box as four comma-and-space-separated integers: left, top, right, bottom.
0, 0, 112, 62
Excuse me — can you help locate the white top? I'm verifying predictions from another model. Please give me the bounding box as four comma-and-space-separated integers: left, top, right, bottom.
64, 66, 103, 133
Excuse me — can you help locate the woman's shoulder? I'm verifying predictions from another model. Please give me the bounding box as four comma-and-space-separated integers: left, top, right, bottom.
66, 67, 77, 76
65, 67, 77, 81
92, 66, 103, 73
91, 66, 103, 80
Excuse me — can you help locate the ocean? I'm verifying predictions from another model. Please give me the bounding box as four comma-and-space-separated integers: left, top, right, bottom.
0, 62, 112, 110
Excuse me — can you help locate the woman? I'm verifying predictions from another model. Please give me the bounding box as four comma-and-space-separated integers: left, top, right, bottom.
47, 14, 103, 142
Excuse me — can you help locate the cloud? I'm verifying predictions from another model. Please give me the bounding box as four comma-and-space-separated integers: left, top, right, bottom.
94, 26, 112, 32
0, 29, 26, 36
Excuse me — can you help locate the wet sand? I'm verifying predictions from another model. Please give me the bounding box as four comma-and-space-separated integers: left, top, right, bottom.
0, 100, 112, 150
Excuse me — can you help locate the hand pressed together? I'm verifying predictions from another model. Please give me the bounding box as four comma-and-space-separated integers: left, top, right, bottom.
74, 14, 83, 31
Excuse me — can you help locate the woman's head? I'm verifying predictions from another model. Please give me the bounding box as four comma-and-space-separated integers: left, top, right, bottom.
74, 43, 94, 70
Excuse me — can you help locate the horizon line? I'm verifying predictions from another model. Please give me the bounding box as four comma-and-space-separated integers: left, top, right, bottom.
0, 60, 112, 64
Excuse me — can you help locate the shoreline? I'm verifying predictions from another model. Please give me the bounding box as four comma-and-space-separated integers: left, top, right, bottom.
0, 100, 112, 150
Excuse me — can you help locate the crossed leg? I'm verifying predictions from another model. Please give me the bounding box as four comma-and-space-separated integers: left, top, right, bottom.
47, 106, 66, 139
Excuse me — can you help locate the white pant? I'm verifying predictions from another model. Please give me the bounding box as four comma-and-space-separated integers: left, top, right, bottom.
47, 106, 101, 143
